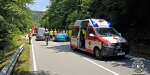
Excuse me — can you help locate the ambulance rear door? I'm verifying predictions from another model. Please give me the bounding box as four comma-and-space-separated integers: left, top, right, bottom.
71, 27, 79, 48
77, 27, 81, 48
78, 20, 89, 49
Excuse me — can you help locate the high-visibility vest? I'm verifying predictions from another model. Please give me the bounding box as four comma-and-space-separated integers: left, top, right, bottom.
50, 31, 53, 35
28, 32, 32, 37
54, 30, 57, 35
82, 29, 86, 38
68, 30, 72, 38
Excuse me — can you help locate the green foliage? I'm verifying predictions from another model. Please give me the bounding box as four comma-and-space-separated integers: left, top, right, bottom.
0, 0, 35, 51
32, 10, 44, 25
40, 0, 150, 59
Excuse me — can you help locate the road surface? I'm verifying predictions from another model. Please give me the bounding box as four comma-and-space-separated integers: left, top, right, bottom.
30, 36, 150, 75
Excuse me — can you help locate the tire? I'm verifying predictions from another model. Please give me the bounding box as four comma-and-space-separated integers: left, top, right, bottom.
119, 55, 125, 58
94, 48, 103, 60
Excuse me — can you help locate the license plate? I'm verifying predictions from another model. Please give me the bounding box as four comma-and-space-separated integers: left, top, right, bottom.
117, 52, 125, 56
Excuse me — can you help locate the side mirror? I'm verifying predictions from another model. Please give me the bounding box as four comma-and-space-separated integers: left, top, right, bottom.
89, 33, 95, 37
119, 33, 121, 36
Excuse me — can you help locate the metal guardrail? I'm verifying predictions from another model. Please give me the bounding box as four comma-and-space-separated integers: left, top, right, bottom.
0, 43, 25, 75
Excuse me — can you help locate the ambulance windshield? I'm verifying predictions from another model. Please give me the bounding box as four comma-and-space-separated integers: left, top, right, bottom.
96, 28, 120, 37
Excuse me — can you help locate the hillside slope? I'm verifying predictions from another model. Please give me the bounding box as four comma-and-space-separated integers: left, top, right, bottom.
32, 11, 44, 24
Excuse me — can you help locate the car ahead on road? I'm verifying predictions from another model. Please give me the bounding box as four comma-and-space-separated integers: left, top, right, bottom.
53, 32, 69, 42
35, 28, 46, 41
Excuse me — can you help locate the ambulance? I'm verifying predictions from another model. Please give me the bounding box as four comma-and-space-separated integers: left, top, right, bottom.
70, 19, 130, 59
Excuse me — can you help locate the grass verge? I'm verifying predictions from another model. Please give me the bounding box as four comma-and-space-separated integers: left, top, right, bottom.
129, 41, 150, 60
0, 37, 25, 71
11, 38, 30, 75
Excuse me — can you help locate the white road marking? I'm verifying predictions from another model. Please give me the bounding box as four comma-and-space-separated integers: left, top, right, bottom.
82, 57, 120, 75
31, 40, 37, 71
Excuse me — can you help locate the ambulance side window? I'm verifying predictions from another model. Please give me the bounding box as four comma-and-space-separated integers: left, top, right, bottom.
72, 28, 79, 36
88, 28, 95, 37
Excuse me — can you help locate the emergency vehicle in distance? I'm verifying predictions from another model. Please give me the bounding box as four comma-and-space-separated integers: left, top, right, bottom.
32, 27, 38, 36
70, 19, 130, 60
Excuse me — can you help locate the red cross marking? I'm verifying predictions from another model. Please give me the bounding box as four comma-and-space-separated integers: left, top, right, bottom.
88, 41, 91, 46
98, 20, 102, 23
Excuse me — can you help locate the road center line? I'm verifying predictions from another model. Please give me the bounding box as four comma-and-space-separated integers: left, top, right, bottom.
31, 40, 37, 71
82, 57, 120, 75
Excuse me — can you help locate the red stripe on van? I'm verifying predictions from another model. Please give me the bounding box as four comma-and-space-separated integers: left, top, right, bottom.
97, 37, 109, 43
71, 45, 78, 49
73, 26, 79, 28
86, 48, 94, 54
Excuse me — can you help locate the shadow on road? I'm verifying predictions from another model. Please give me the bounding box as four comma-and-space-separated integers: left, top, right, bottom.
40, 45, 47, 46
46, 45, 70, 53
12, 70, 58, 75
45, 43, 150, 74
30, 70, 58, 75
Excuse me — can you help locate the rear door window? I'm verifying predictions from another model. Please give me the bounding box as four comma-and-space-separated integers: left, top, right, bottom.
72, 28, 79, 36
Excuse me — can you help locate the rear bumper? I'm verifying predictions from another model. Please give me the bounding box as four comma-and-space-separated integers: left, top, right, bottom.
35, 37, 45, 41
32, 33, 37, 36
53, 38, 65, 42
101, 45, 130, 57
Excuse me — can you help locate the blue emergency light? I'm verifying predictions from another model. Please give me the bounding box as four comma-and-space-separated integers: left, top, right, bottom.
91, 20, 99, 27
107, 22, 112, 27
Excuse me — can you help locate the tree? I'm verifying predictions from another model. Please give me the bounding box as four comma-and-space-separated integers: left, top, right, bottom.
0, 0, 35, 50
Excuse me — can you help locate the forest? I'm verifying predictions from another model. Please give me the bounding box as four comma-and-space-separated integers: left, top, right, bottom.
40, 0, 150, 59
0, 0, 36, 59
32, 10, 44, 25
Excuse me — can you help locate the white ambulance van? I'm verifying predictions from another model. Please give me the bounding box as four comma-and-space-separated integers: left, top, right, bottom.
70, 19, 130, 59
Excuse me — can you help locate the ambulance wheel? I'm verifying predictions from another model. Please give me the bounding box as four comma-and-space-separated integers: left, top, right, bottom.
94, 48, 103, 60
119, 55, 125, 58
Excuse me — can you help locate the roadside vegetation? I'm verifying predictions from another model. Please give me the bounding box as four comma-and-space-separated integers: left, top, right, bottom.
40, 0, 150, 60
11, 39, 30, 75
0, 0, 37, 72
0, 36, 24, 70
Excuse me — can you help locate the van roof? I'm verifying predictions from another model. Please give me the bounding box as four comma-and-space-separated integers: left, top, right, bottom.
74, 19, 110, 27
74, 20, 89, 26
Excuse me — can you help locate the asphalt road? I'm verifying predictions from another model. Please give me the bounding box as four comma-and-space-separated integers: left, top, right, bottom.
30, 36, 150, 75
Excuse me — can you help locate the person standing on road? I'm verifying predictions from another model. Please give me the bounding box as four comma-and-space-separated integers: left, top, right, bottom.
57, 29, 60, 33
53, 29, 57, 37
44, 29, 49, 46
49, 29, 53, 41
68, 29, 72, 40
28, 29, 32, 44
81, 29, 86, 47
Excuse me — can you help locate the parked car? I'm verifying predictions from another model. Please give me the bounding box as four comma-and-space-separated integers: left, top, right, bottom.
53, 32, 69, 42
35, 28, 45, 41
